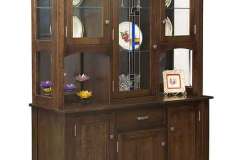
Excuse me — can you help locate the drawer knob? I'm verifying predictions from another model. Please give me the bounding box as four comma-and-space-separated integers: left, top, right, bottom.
161, 141, 166, 147
170, 126, 175, 132
136, 116, 149, 121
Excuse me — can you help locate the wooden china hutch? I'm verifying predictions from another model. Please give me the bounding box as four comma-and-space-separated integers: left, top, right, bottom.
31, 0, 213, 159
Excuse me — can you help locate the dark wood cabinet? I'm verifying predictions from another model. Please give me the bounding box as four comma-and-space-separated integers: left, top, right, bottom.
168, 106, 197, 160
117, 129, 166, 160
67, 115, 113, 160
30, 0, 212, 159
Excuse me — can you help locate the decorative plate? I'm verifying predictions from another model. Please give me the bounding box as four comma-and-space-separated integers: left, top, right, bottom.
72, 0, 84, 7
165, 0, 172, 8
73, 16, 84, 38
119, 21, 143, 51
165, 17, 173, 36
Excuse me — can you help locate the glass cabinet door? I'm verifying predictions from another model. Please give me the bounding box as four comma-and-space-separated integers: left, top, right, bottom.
68, 0, 110, 44
37, 51, 53, 96
160, 0, 193, 40
115, 0, 151, 94
36, 0, 52, 39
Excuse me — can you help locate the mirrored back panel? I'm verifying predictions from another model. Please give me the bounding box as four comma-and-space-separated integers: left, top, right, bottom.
64, 52, 110, 105
159, 48, 192, 91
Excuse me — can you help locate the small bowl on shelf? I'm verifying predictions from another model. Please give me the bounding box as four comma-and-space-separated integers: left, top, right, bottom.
64, 83, 76, 93
75, 74, 90, 82
40, 80, 53, 88
40, 81, 53, 96
76, 90, 93, 104
41, 87, 53, 96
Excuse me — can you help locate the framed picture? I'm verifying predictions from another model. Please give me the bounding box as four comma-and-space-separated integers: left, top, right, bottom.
163, 70, 186, 95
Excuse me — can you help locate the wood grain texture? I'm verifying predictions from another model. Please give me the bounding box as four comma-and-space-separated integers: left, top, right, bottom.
168, 105, 196, 160
118, 129, 166, 160
66, 114, 113, 160
37, 109, 65, 160
31, 0, 211, 160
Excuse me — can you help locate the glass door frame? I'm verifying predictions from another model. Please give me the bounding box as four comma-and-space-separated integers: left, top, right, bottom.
159, 0, 195, 42
66, 0, 111, 45
111, 0, 156, 99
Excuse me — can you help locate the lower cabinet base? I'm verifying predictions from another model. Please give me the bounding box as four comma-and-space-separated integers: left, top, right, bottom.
32, 99, 210, 160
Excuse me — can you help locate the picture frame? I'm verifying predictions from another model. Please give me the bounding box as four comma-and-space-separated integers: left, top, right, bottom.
163, 70, 186, 95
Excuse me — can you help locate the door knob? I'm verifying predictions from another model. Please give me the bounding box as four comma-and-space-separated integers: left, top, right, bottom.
105, 19, 110, 25
170, 126, 175, 132
161, 141, 166, 147
110, 134, 114, 140
152, 44, 158, 49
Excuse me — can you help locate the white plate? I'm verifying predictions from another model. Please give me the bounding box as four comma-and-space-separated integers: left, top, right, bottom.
72, 16, 84, 38
119, 21, 143, 51
165, 0, 172, 8
165, 17, 173, 36
72, 0, 84, 7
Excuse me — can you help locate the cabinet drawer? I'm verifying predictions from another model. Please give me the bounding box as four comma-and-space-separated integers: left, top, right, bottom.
116, 108, 165, 131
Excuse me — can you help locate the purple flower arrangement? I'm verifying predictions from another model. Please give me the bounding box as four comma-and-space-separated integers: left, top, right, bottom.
40, 80, 53, 89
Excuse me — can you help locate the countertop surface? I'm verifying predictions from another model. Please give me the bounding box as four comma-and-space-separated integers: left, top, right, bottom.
30, 95, 213, 114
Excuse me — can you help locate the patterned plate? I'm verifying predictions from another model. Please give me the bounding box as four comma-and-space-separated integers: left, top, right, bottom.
72, 0, 84, 7
119, 21, 143, 51
73, 16, 84, 38
165, 0, 172, 8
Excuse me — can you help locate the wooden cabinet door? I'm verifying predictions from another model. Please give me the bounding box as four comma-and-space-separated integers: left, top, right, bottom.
168, 106, 197, 160
117, 129, 166, 160
67, 115, 113, 160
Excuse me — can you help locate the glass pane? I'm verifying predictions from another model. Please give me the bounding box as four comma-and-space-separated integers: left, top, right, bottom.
160, 48, 192, 87
174, 0, 189, 8
37, 0, 51, 7
37, 0, 52, 39
64, 53, 110, 104
174, 9, 190, 36
37, 52, 53, 96
72, 0, 103, 38
118, 0, 150, 92
165, 0, 190, 36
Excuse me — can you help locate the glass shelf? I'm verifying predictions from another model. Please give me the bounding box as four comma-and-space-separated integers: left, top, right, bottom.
120, 50, 149, 54
120, 7, 150, 9
73, 6, 103, 9
36, 7, 52, 9
166, 7, 190, 10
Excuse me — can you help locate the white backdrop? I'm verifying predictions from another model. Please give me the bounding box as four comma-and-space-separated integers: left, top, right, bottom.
0, 0, 240, 159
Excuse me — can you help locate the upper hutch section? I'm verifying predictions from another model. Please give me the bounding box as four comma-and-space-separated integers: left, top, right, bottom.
32, 0, 203, 109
